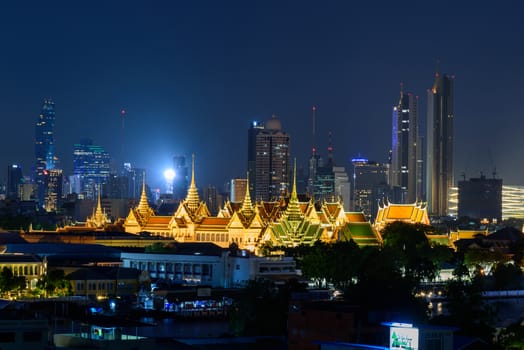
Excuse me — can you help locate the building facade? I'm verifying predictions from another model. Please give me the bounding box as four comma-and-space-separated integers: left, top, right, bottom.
457, 176, 503, 222
7, 164, 23, 200
73, 139, 111, 199
391, 87, 419, 203
230, 178, 248, 203
247, 116, 290, 201
34, 99, 56, 208
351, 158, 390, 219
44, 169, 63, 212
426, 73, 455, 216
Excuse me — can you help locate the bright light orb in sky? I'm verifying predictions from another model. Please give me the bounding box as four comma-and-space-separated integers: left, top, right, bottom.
163, 168, 175, 181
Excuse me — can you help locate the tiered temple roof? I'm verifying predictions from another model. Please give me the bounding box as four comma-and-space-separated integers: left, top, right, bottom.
122, 157, 382, 252
374, 200, 430, 232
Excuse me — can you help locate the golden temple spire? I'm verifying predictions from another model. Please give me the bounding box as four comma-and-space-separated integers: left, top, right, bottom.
95, 185, 103, 216
137, 173, 151, 214
185, 153, 201, 211
286, 158, 302, 220
241, 172, 254, 216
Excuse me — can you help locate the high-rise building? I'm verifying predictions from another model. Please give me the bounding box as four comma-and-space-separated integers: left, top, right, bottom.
247, 121, 265, 199
172, 155, 189, 200
122, 163, 146, 200
73, 138, 111, 199
427, 72, 455, 216
391, 86, 419, 203
352, 157, 390, 218
457, 175, 502, 222
7, 164, 23, 199
203, 185, 222, 216
333, 166, 351, 211
103, 173, 129, 199
450, 184, 524, 221
34, 99, 56, 207
230, 178, 248, 202
312, 132, 336, 201
44, 169, 63, 212
247, 115, 290, 201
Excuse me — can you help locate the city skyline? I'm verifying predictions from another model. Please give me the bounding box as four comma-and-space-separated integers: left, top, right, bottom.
1, 2, 523, 190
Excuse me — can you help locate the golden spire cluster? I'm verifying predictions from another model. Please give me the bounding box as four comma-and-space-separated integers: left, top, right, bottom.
285, 158, 302, 221
185, 154, 201, 211
240, 172, 254, 217
137, 174, 151, 215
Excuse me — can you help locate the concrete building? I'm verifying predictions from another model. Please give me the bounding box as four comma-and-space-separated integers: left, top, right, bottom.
458, 175, 502, 222
426, 72, 455, 216
247, 115, 290, 201
390, 86, 420, 203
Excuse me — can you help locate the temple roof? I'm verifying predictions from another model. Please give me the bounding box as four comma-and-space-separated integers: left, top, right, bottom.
345, 212, 368, 223
374, 201, 429, 231
339, 222, 382, 246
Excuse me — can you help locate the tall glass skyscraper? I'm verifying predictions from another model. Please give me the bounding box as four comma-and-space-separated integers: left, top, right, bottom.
426, 73, 455, 216
34, 99, 56, 207
390, 87, 419, 203
73, 138, 111, 199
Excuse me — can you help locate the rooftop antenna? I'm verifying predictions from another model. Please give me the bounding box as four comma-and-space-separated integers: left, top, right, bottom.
121, 108, 127, 169
311, 105, 317, 156
327, 131, 334, 167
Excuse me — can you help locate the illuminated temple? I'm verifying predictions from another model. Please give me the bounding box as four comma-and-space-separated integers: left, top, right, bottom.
123, 158, 383, 252
373, 200, 430, 232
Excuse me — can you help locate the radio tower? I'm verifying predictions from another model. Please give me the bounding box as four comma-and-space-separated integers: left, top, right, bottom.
121, 108, 127, 170
307, 105, 318, 195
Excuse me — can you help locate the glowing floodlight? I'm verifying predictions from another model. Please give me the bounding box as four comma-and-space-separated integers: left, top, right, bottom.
164, 168, 175, 181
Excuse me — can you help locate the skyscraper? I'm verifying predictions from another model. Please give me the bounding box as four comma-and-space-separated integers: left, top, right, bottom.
390, 85, 419, 203
172, 155, 188, 200
247, 115, 290, 201
247, 120, 265, 199
34, 99, 55, 207
312, 132, 335, 201
352, 157, 390, 218
426, 72, 455, 216
73, 138, 111, 199
44, 169, 63, 212
7, 164, 23, 199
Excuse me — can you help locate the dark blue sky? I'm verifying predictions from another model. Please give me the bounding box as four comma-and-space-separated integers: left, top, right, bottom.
1, 1, 523, 191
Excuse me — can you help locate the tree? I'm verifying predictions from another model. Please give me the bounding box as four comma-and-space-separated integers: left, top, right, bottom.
37, 269, 72, 297
0, 267, 26, 296
464, 248, 507, 276
492, 262, 522, 290
381, 222, 443, 284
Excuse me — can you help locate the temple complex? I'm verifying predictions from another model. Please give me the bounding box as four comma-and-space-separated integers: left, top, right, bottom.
122, 158, 382, 252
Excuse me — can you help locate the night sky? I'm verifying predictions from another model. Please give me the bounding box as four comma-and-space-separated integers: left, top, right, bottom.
1, 1, 523, 191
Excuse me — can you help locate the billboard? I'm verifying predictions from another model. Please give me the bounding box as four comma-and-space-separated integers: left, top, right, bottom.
389, 325, 419, 350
